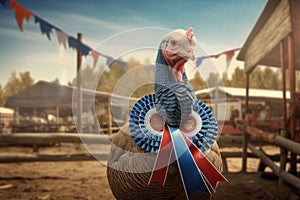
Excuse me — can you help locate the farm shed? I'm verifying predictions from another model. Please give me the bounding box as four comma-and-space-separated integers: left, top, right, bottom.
5, 80, 137, 134
237, 0, 300, 189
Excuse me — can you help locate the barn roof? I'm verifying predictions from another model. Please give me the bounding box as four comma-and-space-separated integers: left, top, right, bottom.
195, 87, 290, 101
237, 0, 300, 73
5, 80, 137, 108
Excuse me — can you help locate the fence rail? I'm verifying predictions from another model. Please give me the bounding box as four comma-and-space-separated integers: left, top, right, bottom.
243, 126, 300, 191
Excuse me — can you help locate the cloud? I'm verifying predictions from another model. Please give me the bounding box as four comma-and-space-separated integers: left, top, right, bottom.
56, 13, 132, 32
0, 27, 44, 42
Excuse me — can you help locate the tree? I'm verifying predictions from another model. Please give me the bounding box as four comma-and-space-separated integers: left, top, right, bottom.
52, 78, 60, 85
222, 72, 231, 87
206, 72, 222, 87
1, 71, 34, 106
189, 71, 207, 90
230, 67, 246, 88
0, 85, 5, 107
4, 71, 34, 98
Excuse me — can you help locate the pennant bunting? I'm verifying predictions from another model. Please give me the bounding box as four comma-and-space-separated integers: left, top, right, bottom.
67, 36, 79, 51
0, 0, 8, 6
212, 54, 220, 59
34, 16, 57, 40
9, 0, 33, 31
196, 56, 207, 67
116, 60, 128, 70
90, 50, 101, 68
55, 29, 68, 48
4, 0, 242, 73
224, 49, 235, 71
195, 48, 241, 69
79, 42, 91, 56
106, 56, 114, 68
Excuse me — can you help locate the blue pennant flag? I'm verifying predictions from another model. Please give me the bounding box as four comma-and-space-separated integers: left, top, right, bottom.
34, 16, 57, 41
68, 36, 91, 56
196, 56, 208, 67
106, 56, 114, 68
79, 43, 91, 56
116, 60, 128, 70
0, 0, 8, 6
68, 36, 79, 50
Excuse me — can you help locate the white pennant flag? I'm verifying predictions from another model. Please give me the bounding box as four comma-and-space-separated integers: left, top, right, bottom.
55, 29, 68, 49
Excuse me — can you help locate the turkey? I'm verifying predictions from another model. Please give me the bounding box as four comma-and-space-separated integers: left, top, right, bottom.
155, 27, 197, 127
107, 28, 225, 200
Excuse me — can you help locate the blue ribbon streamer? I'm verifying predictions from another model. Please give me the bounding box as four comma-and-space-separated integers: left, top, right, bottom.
168, 126, 210, 199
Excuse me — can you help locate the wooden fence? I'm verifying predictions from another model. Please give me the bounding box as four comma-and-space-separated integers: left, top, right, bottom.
242, 126, 300, 191
0, 133, 110, 163
0, 133, 243, 170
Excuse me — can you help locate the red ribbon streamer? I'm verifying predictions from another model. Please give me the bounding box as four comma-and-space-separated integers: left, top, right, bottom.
148, 125, 172, 185
149, 124, 227, 191
181, 133, 228, 190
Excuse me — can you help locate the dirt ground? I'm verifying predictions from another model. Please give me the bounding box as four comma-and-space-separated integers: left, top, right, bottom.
0, 142, 299, 200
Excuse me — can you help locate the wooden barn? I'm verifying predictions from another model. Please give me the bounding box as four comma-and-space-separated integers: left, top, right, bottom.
237, 0, 300, 190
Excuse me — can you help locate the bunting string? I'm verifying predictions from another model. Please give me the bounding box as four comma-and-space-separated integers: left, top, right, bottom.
195, 48, 241, 70
1, 0, 241, 71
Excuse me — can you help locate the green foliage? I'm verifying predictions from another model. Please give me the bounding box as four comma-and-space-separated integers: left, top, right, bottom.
189, 71, 207, 90
0, 85, 5, 107
0, 71, 34, 107
221, 66, 282, 90
230, 67, 246, 88
4, 71, 34, 97
222, 72, 231, 87
206, 72, 222, 87
52, 78, 60, 85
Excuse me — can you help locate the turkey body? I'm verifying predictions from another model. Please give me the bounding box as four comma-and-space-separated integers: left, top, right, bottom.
107, 124, 223, 200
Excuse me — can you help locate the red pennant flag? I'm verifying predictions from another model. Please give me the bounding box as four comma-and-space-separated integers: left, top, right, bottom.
9, 0, 33, 32
90, 50, 102, 68
224, 50, 235, 71
213, 54, 220, 59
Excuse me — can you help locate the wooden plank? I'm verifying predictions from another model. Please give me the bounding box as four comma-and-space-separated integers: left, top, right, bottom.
76, 33, 83, 133
107, 95, 112, 135
244, 0, 292, 72
0, 133, 110, 145
245, 126, 277, 143
0, 153, 107, 163
248, 143, 300, 191
273, 135, 300, 154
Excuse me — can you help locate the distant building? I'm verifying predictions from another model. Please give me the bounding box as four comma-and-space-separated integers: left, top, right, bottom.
0, 107, 14, 127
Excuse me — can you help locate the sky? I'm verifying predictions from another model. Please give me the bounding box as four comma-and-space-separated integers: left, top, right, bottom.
0, 0, 267, 86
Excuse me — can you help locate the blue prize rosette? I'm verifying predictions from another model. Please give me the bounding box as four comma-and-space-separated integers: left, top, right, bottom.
129, 94, 218, 153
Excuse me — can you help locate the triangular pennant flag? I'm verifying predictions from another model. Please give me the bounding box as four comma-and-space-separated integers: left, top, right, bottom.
68, 36, 79, 50
196, 56, 206, 67
90, 50, 101, 68
34, 16, 57, 40
224, 50, 235, 71
213, 54, 220, 59
79, 42, 91, 56
55, 29, 68, 49
116, 60, 128, 70
9, 0, 32, 32
106, 56, 114, 68
0, 0, 8, 6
